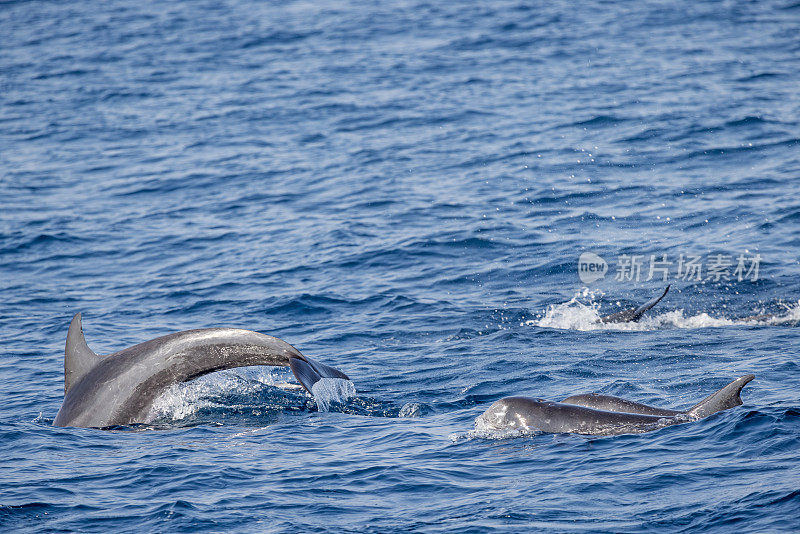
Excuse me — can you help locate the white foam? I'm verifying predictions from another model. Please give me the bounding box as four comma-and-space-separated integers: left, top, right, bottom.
449, 426, 537, 442
776, 301, 800, 324
530, 293, 605, 331
527, 292, 800, 332
399, 403, 422, 418
311, 377, 356, 412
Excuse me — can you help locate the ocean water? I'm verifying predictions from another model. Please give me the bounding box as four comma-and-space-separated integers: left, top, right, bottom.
2, 0, 800, 531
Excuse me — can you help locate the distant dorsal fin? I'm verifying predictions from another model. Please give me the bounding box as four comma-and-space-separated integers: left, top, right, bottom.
601, 285, 670, 323
628, 284, 670, 322
65, 313, 102, 393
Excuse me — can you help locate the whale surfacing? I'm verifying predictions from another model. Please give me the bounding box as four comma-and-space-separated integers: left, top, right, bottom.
475, 375, 754, 436
54, 313, 349, 428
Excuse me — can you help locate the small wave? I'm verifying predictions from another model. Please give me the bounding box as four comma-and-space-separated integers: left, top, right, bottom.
449, 427, 538, 443
571, 115, 627, 128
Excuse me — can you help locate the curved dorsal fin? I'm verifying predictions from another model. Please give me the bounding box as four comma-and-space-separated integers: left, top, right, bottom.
64, 313, 102, 393
687, 374, 754, 419
628, 284, 670, 322
601, 285, 670, 323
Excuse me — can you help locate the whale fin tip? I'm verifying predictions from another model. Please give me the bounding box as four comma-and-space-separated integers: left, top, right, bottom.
688, 374, 754, 419
628, 284, 670, 322
65, 313, 101, 393
601, 284, 670, 323
289, 355, 350, 394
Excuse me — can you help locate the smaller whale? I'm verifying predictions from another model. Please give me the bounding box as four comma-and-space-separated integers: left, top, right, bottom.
737, 313, 776, 322
475, 374, 753, 436
735, 311, 799, 324
600, 285, 670, 323
54, 313, 350, 428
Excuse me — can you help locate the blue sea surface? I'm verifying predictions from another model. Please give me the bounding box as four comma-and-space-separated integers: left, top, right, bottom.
2, 0, 800, 531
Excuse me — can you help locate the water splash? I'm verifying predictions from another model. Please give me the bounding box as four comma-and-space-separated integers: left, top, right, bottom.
528, 293, 800, 331
147, 368, 296, 422
753, 299, 800, 325
148, 374, 240, 422
398, 403, 423, 418
530, 289, 605, 331
449, 426, 539, 442
311, 378, 356, 412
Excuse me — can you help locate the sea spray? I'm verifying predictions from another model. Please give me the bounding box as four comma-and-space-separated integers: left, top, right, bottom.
311, 377, 356, 412
527, 291, 800, 331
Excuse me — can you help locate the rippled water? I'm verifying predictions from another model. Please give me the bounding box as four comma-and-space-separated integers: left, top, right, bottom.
2, 0, 800, 531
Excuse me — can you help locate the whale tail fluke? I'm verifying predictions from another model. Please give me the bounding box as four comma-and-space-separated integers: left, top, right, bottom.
688, 374, 755, 419
601, 285, 670, 323
65, 313, 102, 393
289, 355, 351, 394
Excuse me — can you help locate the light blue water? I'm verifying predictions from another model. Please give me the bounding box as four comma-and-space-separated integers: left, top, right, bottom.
2, 0, 800, 531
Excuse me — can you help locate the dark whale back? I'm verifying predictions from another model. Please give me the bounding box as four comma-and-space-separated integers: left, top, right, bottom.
476, 374, 754, 436
54, 314, 348, 428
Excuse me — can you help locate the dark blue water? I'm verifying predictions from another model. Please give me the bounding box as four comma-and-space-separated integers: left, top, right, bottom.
2, 0, 800, 531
